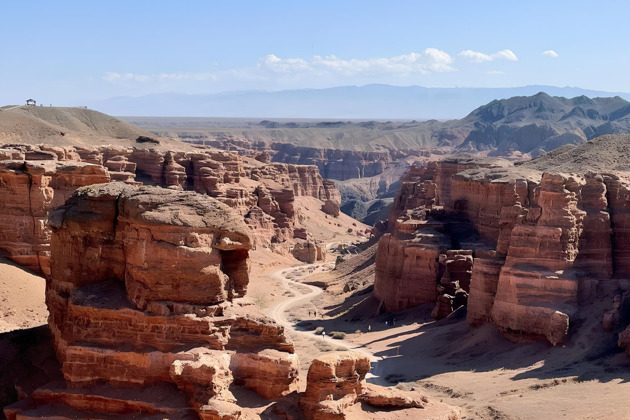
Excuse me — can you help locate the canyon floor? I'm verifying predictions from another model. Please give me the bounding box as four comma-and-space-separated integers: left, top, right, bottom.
2, 249, 630, 419
252, 250, 630, 420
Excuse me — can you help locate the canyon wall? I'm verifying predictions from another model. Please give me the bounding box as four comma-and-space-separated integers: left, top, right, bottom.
6, 183, 298, 419
0, 149, 110, 274
271, 143, 392, 181
4, 185, 456, 419
0, 144, 346, 273
375, 153, 630, 348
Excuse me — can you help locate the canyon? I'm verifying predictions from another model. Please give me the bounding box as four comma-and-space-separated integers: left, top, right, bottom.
2, 103, 630, 419
0, 142, 363, 276
374, 134, 630, 351
2, 183, 454, 419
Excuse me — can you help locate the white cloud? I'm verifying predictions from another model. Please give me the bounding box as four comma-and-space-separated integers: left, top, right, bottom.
103, 49, 457, 86
542, 50, 559, 58
257, 49, 456, 76
458, 49, 519, 63
494, 49, 518, 61
103, 72, 216, 83
487, 70, 505, 75
103, 72, 150, 83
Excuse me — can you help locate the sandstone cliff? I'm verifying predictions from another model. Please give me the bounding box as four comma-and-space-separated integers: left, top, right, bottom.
0, 146, 110, 274
0, 144, 352, 273
375, 135, 630, 349
299, 351, 456, 420
5, 184, 299, 419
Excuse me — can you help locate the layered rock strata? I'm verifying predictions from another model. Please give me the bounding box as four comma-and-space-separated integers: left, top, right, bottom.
0, 154, 110, 274
376, 151, 630, 347
300, 352, 437, 420
6, 183, 299, 419
271, 143, 392, 181
0, 144, 346, 268
292, 241, 327, 264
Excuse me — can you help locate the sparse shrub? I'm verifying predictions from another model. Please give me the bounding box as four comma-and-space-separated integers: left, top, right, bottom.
136, 135, 160, 144
328, 331, 346, 339
251, 292, 269, 309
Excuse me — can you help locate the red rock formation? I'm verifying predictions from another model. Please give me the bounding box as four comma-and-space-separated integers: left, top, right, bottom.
271, 143, 392, 181
374, 211, 450, 312
0, 143, 348, 270
300, 351, 452, 420
292, 241, 327, 263
431, 250, 473, 319
466, 254, 505, 326
301, 352, 371, 420
230, 349, 299, 399
5, 183, 299, 419
376, 150, 630, 347
0, 155, 110, 274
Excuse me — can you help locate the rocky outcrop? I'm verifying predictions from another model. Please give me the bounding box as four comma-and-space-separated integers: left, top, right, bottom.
301, 352, 371, 419
6, 183, 298, 419
271, 143, 392, 181
230, 349, 299, 399
292, 241, 327, 264
431, 250, 473, 319
376, 144, 630, 347
0, 144, 349, 271
300, 352, 452, 420
374, 212, 450, 312
0, 155, 110, 275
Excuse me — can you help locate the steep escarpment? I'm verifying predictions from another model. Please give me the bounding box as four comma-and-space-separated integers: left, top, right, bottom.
0, 143, 357, 274
375, 135, 630, 350
3, 185, 456, 419
0, 152, 110, 274
4, 184, 299, 419
270, 143, 393, 181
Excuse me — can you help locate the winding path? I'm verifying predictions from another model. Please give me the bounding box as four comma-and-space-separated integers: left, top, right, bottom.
268, 264, 386, 385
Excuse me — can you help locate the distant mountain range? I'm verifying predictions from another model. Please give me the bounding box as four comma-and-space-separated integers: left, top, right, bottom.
457, 92, 630, 156
90, 84, 630, 119
123, 92, 630, 157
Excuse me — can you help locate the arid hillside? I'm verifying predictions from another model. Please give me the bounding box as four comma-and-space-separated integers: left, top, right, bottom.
0, 105, 186, 150
123, 93, 630, 157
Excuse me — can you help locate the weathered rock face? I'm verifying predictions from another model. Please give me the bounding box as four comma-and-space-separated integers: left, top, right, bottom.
431, 250, 473, 320
0, 155, 110, 275
374, 213, 450, 312
292, 241, 327, 264
300, 352, 444, 420
301, 352, 371, 420
0, 144, 348, 272
8, 183, 299, 419
271, 143, 392, 181
490, 173, 586, 345
466, 255, 504, 326
377, 150, 630, 347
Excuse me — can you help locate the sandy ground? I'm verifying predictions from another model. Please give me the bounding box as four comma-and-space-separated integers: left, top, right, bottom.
0, 258, 47, 333
260, 251, 630, 420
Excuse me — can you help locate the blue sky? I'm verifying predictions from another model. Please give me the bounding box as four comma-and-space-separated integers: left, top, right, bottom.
1, 0, 629, 105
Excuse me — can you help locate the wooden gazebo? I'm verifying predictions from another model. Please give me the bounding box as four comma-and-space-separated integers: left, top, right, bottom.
26, 99, 36, 106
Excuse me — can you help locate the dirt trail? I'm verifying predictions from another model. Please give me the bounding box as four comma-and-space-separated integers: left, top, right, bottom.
267, 264, 386, 385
